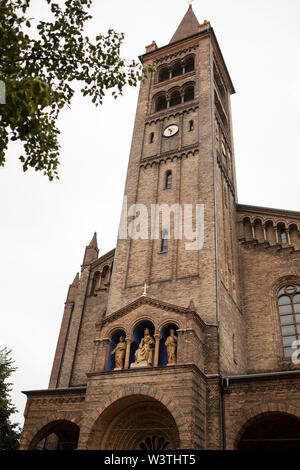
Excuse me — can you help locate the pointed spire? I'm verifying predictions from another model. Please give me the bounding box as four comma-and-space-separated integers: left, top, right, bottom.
72, 272, 80, 287
88, 232, 98, 250
169, 6, 201, 44
81, 232, 99, 270
66, 272, 80, 303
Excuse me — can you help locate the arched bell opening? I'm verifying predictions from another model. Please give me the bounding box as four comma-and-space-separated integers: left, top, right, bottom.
158, 323, 178, 366
107, 329, 126, 371
28, 420, 80, 450
129, 321, 155, 367
237, 412, 300, 450
87, 395, 180, 450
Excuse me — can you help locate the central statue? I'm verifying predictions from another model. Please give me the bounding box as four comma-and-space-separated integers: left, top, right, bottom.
131, 328, 155, 368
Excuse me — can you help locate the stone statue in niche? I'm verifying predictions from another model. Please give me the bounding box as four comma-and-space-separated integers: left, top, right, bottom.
131, 328, 155, 368
165, 329, 177, 365
111, 336, 126, 370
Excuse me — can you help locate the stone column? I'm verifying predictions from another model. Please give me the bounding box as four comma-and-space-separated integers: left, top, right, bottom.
287, 229, 291, 245
97, 338, 110, 371
251, 222, 255, 240
124, 338, 132, 369
180, 89, 184, 104
263, 223, 267, 242
176, 329, 186, 364
154, 334, 161, 366
91, 339, 101, 372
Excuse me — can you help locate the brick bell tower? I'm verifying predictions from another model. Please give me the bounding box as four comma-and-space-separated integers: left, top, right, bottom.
21, 7, 246, 451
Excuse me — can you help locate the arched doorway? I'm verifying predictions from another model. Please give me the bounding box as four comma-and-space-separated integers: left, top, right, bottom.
237, 413, 300, 450
88, 395, 180, 450
29, 420, 80, 450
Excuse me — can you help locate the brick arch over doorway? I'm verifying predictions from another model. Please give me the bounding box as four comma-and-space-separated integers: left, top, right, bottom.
228, 402, 300, 450
21, 411, 83, 450
77, 384, 187, 449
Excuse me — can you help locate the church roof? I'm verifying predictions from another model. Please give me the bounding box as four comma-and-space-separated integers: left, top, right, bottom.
169, 6, 201, 44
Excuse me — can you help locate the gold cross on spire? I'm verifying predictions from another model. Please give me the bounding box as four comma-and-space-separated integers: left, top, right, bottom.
187, 0, 195, 6
142, 282, 148, 297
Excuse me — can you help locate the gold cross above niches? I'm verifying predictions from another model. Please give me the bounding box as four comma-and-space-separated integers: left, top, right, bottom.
142, 282, 148, 297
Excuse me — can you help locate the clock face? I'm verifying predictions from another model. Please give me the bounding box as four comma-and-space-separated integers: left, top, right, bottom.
163, 124, 179, 137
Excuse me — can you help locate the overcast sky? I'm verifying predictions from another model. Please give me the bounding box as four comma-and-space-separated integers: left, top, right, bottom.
1, 0, 300, 428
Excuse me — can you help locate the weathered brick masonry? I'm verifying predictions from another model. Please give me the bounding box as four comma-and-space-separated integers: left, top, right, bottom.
20, 7, 300, 450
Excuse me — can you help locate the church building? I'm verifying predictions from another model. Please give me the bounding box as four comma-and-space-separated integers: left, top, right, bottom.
20, 7, 300, 450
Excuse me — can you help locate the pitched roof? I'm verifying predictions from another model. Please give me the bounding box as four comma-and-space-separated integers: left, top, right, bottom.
169, 6, 201, 44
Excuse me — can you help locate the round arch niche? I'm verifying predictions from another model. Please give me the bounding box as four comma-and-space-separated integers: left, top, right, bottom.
129, 320, 155, 367
107, 329, 126, 371
237, 412, 300, 450
28, 420, 80, 450
159, 323, 178, 366
87, 395, 180, 450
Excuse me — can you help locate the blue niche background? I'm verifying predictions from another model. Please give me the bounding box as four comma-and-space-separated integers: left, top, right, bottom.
129, 321, 155, 367
158, 323, 178, 366
107, 329, 126, 371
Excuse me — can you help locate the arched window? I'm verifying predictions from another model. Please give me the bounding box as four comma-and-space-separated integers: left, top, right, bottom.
165, 171, 172, 189
280, 228, 288, 245
149, 132, 154, 143
171, 62, 182, 78
156, 95, 167, 112
185, 57, 195, 73
184, 86, 194, 102
100, 265, 110, 288
90, 271, 100, 295
158, 67, 169, 82
139, 436, 170, 450
170, 91, 181, 107
277, 284, 300, 357
161, 230, 169, 253
189, 120, 194, 131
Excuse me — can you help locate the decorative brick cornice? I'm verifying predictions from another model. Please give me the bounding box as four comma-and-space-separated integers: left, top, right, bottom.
96, 295, 206, 331
140, 144, 198, 168
22, 386, 86, 396
87, 362, 208, 381
146, 101, 198, 122
90, 249, 115, 270
237, 204, 300, 220
151, 43, 199, 66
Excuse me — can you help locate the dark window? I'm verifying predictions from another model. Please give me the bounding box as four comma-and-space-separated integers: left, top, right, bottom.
156, 96, 167, 112
277, 284, 300, 357
189, 120, 194, 131
185, 57, 195, 73
139, 436, 170, 451
161, 231, 168, 253
159, 68, 169, 82
170, 91, 181, 107
171, 63, 182, 78
150, 132, 154, 143
165, 171, 172, 189
280, 229, 288, 245
184, 86, 194, 102
91, 271, 100, 295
